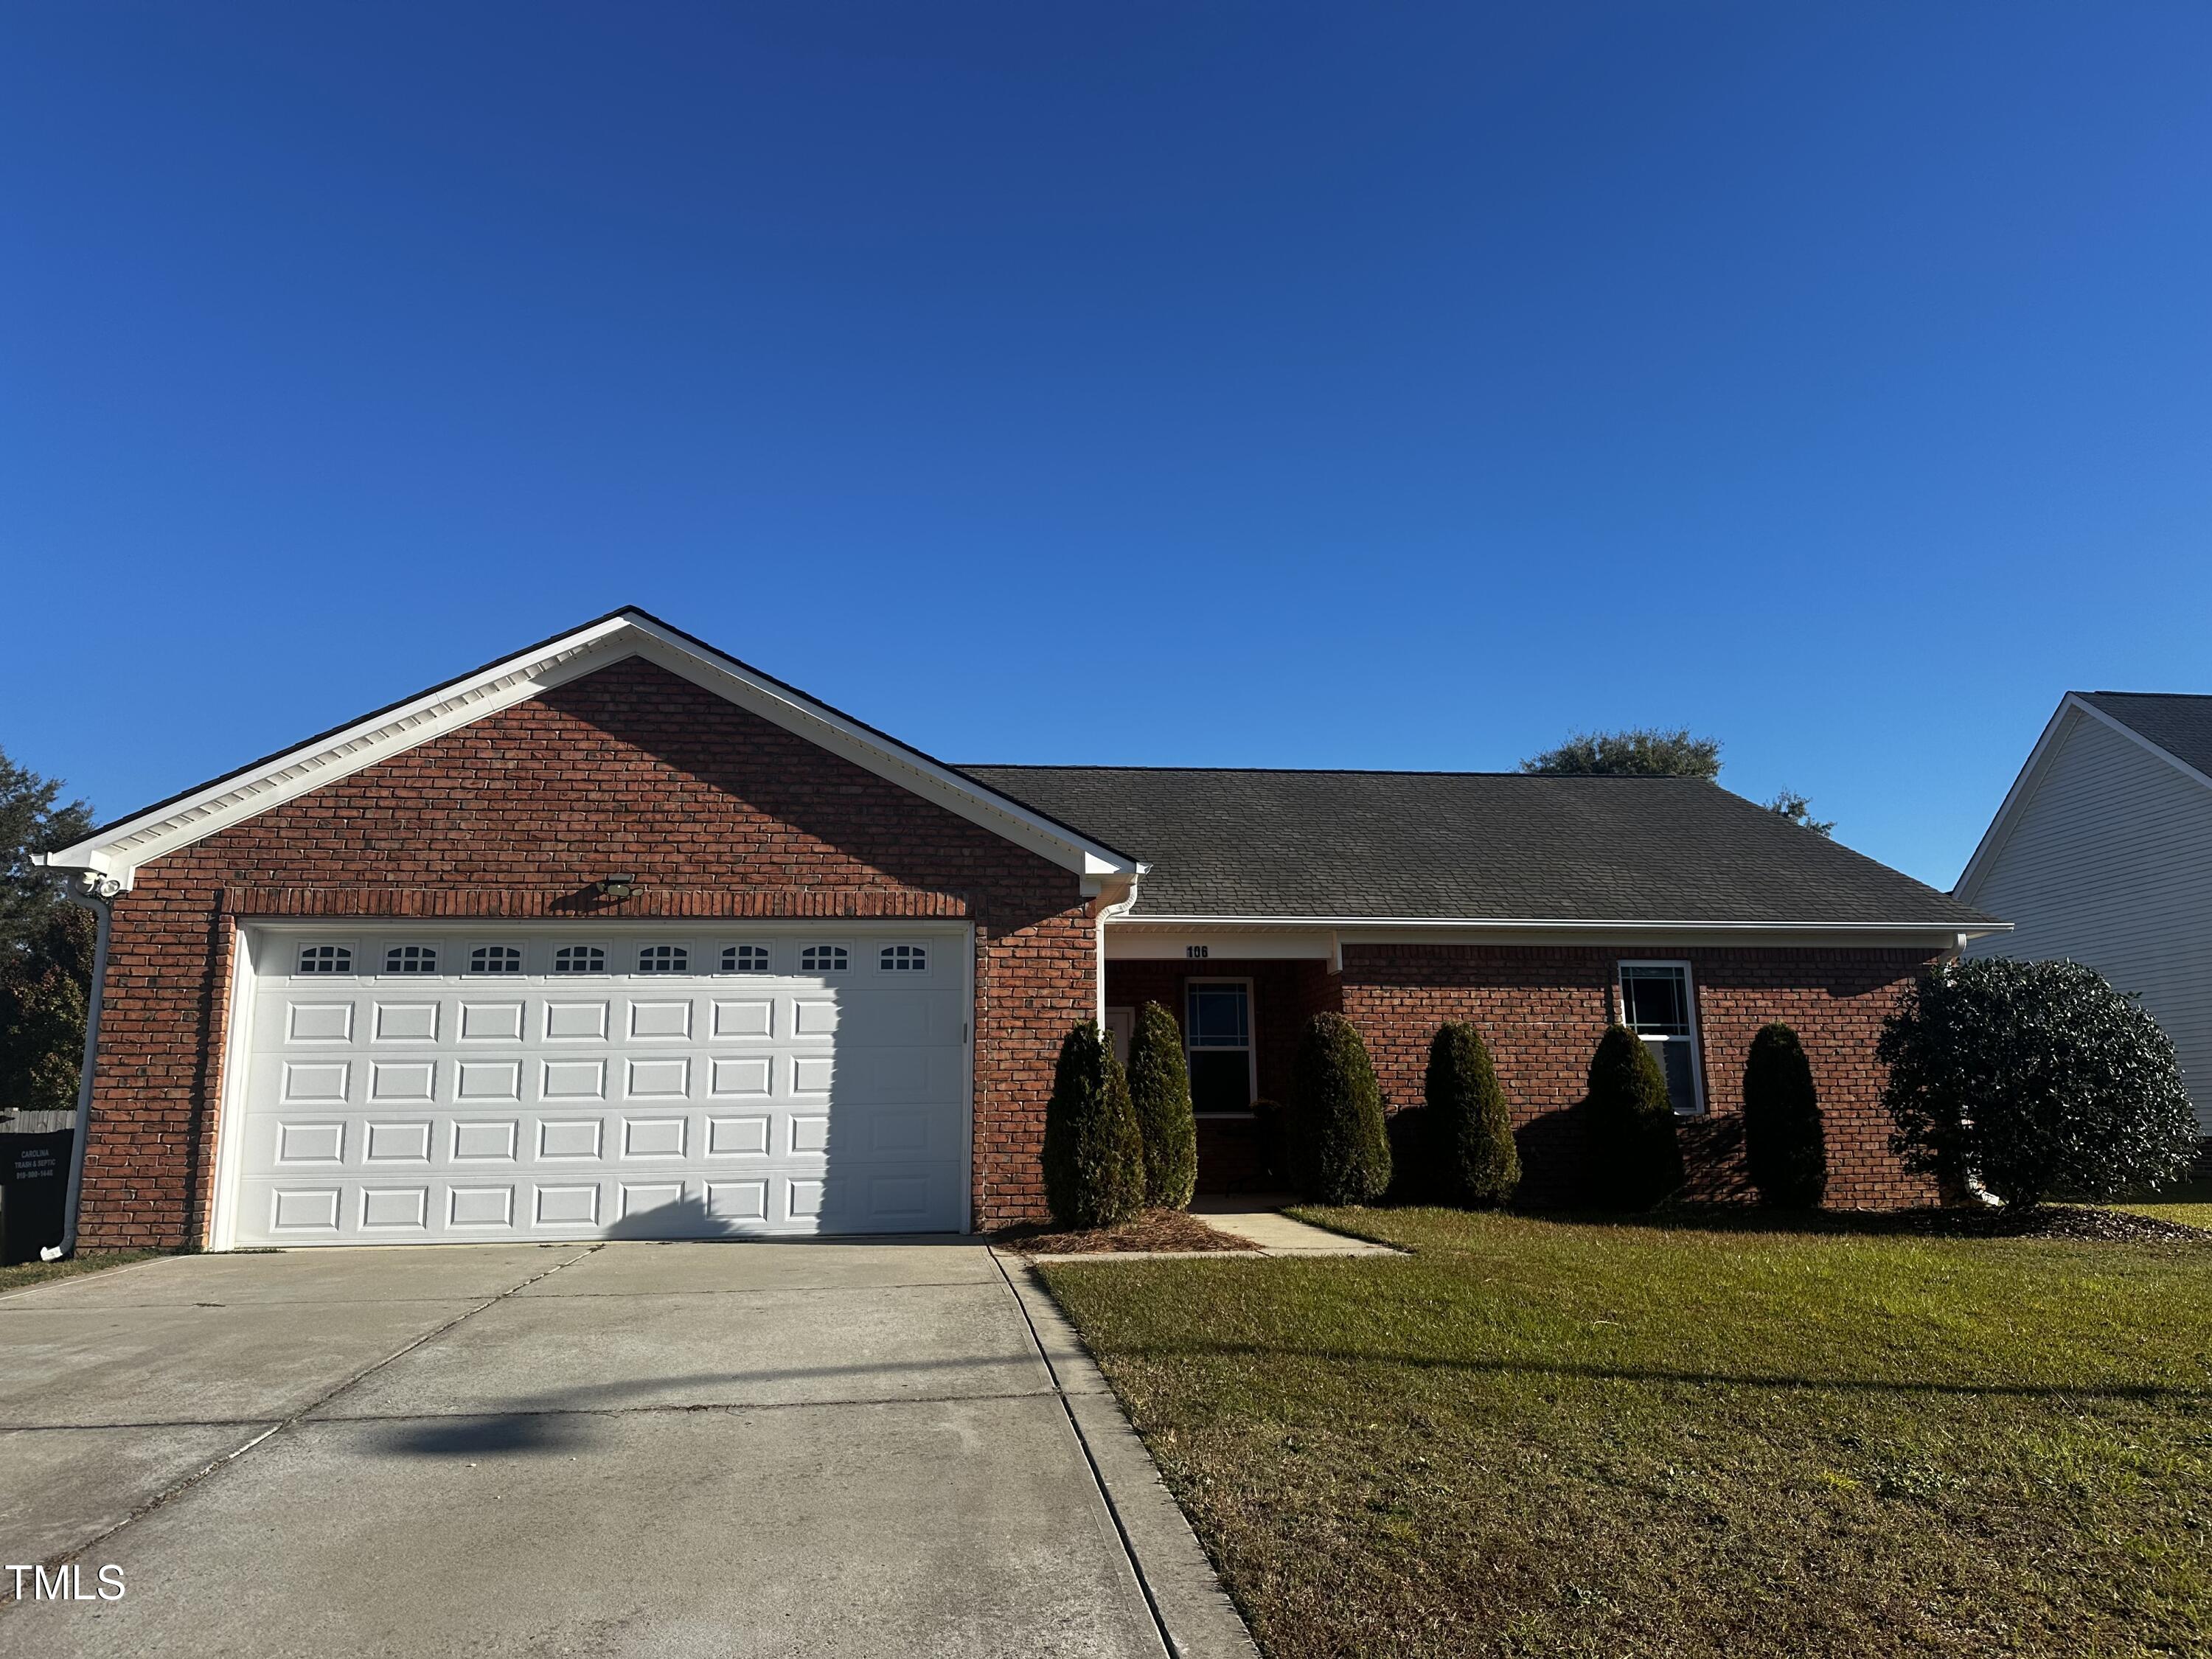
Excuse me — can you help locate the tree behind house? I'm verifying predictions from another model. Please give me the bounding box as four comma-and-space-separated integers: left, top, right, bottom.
1520, 728, 1721, 779
1, 745, 93, 960
0, 745, 95, 1121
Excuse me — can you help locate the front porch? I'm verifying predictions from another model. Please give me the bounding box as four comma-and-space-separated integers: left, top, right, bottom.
1103, 952, 1340, 1194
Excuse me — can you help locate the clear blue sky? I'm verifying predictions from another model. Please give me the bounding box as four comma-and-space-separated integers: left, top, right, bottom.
5, 4, 2208, 889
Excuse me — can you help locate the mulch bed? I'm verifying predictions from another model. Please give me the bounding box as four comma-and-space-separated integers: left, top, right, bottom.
993, 1207, 1251, 1256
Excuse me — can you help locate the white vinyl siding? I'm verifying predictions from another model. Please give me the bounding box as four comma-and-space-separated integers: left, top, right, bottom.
1961, 707, 2212, 1131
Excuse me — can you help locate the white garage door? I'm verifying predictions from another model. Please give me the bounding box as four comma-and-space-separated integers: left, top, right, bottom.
220, 925, 971, 1246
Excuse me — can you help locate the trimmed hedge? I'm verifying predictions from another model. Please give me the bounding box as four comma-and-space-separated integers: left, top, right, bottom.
1742, 1022, 1826, 1208
1041, 1022, 1144, 1229
1582, 1026, 1684, 1210
1288, 1013, 1393, 1204
1427, 1022, 1519, 1208
1127, 1001, 1197, 1210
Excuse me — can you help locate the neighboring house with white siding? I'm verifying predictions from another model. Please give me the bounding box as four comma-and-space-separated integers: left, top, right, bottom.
1955, 692, 2212, 1133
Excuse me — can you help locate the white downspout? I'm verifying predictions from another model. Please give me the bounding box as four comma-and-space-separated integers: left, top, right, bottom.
1093, 864, 1148, 1023
42, 869, 118, 1261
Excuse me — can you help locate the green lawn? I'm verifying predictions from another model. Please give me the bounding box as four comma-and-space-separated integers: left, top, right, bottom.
1040, 1209, 2212, 1658
0, 1248, 165, 1297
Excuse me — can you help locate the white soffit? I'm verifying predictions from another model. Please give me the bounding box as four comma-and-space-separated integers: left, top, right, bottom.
38, 610, 1137, 888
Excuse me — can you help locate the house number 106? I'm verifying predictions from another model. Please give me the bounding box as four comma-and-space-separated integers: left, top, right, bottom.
1186, 945, 1208, 960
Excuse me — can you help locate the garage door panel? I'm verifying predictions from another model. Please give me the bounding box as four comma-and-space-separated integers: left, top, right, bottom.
229, 928, 970, 1245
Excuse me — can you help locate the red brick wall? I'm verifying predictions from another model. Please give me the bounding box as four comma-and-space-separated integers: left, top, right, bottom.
77, 655, 1095, 1247
1338, 943, 1939, 1207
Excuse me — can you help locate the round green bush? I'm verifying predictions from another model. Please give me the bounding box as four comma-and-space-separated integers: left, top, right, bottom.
1426, 1022, 1519, 1207
1742, 1022, 1826, 1208
1879, 957, 2199, 1209
1288, 1013, 1392, 1204
1041, 1021, 1144, 1229
1582, 1026, 1685, 1209
1127, 1001, 1197, 1210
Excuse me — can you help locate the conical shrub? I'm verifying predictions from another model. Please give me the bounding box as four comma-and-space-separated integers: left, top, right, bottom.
1427, 1022, 1519, 1208
1288, 1013, 1393, 1204
1041, 1021, 1144, 1229
1127, 1002, 1197, 1209
1742, 1021, 1826, 1208
1582, 1026, 1685, 1209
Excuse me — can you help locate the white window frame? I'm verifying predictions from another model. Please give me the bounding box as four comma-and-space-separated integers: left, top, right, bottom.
800, 943, 851, 974
1184, 976, 1258, 1119
721, 943, 772, 974
469, 944, 524, 975
1615, 959, 1705, 1116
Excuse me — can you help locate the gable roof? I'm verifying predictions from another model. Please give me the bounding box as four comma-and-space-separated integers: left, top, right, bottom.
37, 608, 1138, 891
1954, 690, 2212, 903
964, 765, 1995, 931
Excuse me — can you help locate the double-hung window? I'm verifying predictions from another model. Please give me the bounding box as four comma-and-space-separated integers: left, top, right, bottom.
1617, 961, 1704, 1115
1184, 980, 1255, 1116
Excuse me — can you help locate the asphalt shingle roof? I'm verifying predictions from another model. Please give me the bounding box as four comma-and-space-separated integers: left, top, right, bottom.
2075, 692, 2212, 780
960, 766, 1993, 927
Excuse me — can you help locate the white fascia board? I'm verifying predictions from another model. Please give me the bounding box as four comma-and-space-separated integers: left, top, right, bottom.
1107, 917, 2006, 955
38, 619, 636, 888
1953, 693, 2212, 903
39, 611, 1137, 889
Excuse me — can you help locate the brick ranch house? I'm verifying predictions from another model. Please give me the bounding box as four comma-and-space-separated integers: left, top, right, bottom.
38, 608, 2004, 1251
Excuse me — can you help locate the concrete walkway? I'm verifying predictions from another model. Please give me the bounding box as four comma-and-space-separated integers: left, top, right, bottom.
1192, 1199, 1399, 1256
0, 1242, 1254, 1658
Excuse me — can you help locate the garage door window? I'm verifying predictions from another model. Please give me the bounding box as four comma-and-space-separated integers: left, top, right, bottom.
553, 945, 606, 975
880, 945, 927, 971
470, 945, 523, 975
723, 945, 771, 973
384, 945, 438, 974
296, 945, 352, 975
801, 945, 849, 973
637, 945, 689, 974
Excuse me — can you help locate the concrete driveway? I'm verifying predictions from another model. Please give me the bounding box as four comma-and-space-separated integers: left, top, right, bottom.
0, 1241, 1237, 1657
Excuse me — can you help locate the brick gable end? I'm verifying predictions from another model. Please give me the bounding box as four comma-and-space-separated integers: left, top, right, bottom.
79, 655, 1092, 1246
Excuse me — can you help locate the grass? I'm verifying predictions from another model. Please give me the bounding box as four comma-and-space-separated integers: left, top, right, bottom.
1040, 1208, 2212, 1658
0, 1248, 166, 1297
